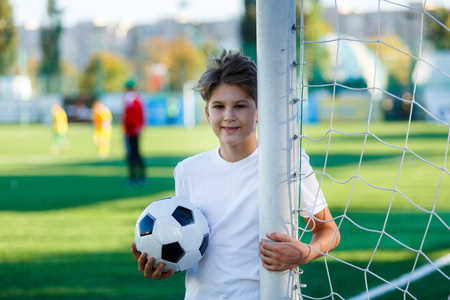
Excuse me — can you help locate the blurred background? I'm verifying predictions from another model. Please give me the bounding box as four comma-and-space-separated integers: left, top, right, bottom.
2, 0, 449, 126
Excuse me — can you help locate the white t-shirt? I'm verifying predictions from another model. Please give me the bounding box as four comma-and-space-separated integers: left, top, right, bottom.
174, 147, 327, 300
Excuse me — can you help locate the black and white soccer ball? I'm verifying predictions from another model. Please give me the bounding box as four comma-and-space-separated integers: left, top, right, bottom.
135, 196, 209, 272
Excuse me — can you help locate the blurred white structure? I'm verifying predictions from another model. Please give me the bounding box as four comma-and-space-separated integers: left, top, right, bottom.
323, 33, 387, 100
413, 51, 450, 122
0, 76, 33, 124
0, 76, 32, 101
305, 33, 387, 123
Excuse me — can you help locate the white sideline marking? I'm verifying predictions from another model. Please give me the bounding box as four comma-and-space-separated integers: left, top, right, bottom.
348, 254, 450, 300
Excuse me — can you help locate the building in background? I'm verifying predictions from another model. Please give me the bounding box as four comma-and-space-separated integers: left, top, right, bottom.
17, 17, 241, 73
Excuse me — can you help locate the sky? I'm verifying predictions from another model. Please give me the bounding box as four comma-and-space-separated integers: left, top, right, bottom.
10, 0, 245, 28
9, 0, 450, 29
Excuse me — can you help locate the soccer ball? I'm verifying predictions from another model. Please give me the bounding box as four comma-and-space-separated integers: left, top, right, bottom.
135, 196, 209, 272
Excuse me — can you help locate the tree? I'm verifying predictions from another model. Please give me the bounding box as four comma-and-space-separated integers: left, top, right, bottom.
426, 8, 450, 50
79, 52, 129, 96
39, 0, 62, 93
0, 0, 17, 75
139, 37, 206, 92
138, 37, 169, 92
367, 35, 412, 87
240, 0, 257, 61
166, 38, 205, 91
298, 0, 332, 85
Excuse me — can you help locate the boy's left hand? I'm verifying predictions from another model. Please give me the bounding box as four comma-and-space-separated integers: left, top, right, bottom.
259, 232, 311, 271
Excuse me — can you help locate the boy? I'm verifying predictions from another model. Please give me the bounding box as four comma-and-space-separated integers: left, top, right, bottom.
131, 50, 340, 299
91, 101, 113, 159
50, 103, 69, 154
123, 80, 146, 187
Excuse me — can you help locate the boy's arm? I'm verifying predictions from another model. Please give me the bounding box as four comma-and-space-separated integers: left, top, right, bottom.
259, 207, 340, 271
131, 243, 175, 280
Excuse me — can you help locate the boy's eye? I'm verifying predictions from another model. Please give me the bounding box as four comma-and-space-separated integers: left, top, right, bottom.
235, 105, 245, 108
214, 105, 224, 109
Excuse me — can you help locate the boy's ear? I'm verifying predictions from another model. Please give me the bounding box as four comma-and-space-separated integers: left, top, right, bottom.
204, 105, 211, 124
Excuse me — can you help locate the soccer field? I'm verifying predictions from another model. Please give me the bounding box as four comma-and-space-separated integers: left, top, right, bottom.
0, 122, 448, 299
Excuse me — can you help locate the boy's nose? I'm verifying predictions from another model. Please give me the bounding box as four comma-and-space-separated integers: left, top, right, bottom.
224, 109, 236, 121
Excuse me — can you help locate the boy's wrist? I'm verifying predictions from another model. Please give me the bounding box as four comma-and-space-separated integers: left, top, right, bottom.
306, 241, 323, 263
305, 244, 312, 260
297, 243, 313, 266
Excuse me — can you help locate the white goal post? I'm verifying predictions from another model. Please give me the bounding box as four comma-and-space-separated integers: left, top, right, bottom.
257, 0, 300, 299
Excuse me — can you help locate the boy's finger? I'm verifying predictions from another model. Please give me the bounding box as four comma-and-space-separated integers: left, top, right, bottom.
266, 232, 291, 242
131, 243, 141, 260
152, 263, 166, 280
138, 252, 149, 273
143, 257, 156, 278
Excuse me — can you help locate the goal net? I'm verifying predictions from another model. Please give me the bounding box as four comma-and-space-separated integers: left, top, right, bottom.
294, 0, 450, 299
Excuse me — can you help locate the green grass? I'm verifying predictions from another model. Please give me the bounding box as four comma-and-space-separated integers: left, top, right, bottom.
0, 121, 448, 299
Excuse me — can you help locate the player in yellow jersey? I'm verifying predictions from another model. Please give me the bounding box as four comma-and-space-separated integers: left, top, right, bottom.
91, 101, 113, 159
50, 103, 69, 154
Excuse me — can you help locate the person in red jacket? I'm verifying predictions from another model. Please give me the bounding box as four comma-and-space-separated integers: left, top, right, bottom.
123, 79, 146, 187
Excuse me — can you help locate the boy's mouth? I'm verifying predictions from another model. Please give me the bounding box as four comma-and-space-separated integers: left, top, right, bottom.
222, 126, 239, 132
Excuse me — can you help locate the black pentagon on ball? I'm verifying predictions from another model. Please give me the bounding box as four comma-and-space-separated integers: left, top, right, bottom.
161, 242, 185, 263
200, 233, 209, 255
139, 214, 156, 236
172, 206, 194, 226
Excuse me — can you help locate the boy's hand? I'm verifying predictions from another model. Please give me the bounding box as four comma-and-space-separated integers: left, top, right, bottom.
259, 232, 312, 271
131, 243, 175, 280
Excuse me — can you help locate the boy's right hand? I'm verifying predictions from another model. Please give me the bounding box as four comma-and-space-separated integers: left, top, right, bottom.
131, 243, 175, 280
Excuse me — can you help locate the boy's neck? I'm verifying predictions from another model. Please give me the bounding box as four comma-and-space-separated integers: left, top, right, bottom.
219, 140, 258, 162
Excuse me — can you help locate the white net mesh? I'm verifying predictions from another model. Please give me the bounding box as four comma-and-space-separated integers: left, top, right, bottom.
295, 1, 450, 299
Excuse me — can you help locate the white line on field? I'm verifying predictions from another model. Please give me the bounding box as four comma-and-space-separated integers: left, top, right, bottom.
348, 254, 450, 300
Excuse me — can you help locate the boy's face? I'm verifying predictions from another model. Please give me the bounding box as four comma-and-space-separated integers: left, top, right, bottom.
205, 83, 258, 154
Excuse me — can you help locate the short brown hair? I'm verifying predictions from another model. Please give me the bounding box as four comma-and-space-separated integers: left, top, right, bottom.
194, 49, 257, 103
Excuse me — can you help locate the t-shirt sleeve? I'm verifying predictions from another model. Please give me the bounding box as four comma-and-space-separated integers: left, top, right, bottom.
299, 149, 328, 218
174, 163, 188, 200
